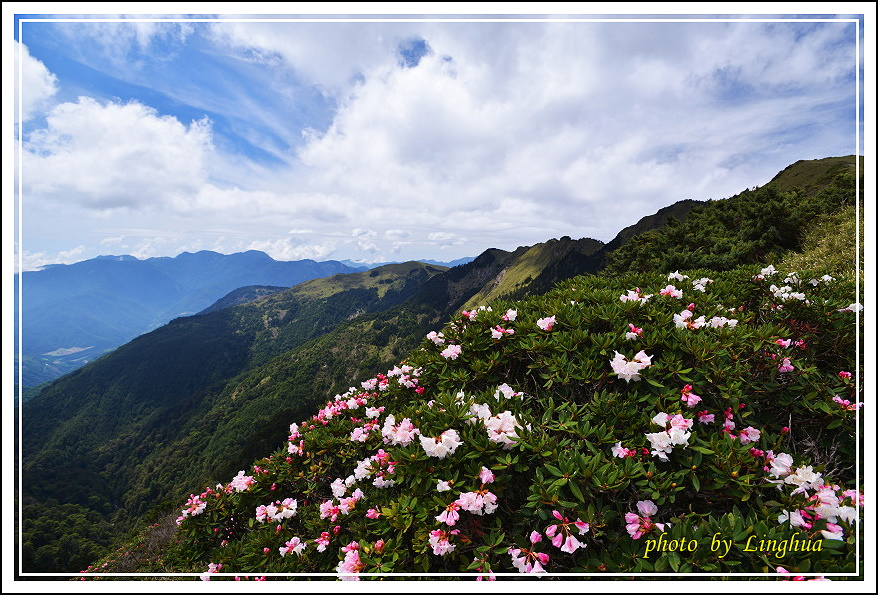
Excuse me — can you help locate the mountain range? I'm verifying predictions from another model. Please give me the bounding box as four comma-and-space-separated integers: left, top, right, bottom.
14, 251, 473, 390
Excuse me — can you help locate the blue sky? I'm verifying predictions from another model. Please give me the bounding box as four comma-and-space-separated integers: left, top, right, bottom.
9, 7, 868, 270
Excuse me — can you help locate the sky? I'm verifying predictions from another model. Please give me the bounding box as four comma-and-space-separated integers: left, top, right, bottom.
8, 5, 869, 270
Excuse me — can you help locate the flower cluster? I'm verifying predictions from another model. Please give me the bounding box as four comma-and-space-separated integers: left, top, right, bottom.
536, 316, 556, 331
625, 500, 665, 539
255, 498, 298, 523
625, 323, 643, 340
660, 284, 683, 298
177, 493, 207, 525
420, 429, 463, 459
619, 288, 653, 303
545, 509, 589, 553
645, 412, 692, 461
609, 350, 653, 382
509, 531, 550, 573
440, 344, 462, 360
673, 308, 705, 329
680, 384, 702, 408
428, 529, 459, 556
381, 415, 419, 446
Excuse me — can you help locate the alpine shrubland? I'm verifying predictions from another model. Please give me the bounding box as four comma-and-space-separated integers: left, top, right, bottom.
86, 258, 862, 580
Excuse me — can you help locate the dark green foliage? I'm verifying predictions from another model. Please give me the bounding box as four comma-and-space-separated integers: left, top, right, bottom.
605, 164, 860, 275
156, 262, 861, 578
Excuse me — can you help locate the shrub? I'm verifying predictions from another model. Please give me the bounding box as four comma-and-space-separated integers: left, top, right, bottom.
147, 264, 863, 580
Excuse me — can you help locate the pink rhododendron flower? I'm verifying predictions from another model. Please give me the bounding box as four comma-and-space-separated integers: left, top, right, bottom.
778, 357, 794, 373
611, 441, 637, 458
620, 288, 652, 303
508, 543, 550, 574
738, 426, 761, 445
491, 325, 515, 339
660, 284, 683, 298
314, 532, 331, 552
381, 415, 420, 446
456, 489, 499, 515
228, 470, 255, 492
709, 315, 738, 328
436, 502, 461, 526
838, 371, 852, 380
625, 323, 643, 340
537, 316, 556, 331
483, 410, 522, 448
646, 413, 692, 460
426, 330, 445, 345
336, 546, 364, 580
832, 396, 862, 411
502, 309, 518, 321
201, 562, 222, 580
461, 310, 478, 321
609, 350, 653, 382
478, 466, 495, 484
428, 529, 459, 556
420, 429, 463, 459
365, 508, 381, 519
673, 309, 706, 329
441, 344, 462, 360
625, 501, 664, 539
680, 384, 702, 408
545, 509, 590, 553
697, 410, 715, 424
279, 537, 306, 557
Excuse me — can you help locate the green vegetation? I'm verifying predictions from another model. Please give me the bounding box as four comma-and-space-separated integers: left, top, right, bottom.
18, 156, 863, 580
604, 163, 860, 275
100, 259, 861, 578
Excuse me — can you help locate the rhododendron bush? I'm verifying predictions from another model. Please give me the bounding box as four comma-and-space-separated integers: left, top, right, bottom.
163, 265, 862, 579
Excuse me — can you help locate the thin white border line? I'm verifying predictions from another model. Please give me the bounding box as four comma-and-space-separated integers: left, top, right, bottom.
16, 17, 862, 23
17, 13, 24, 579
27, 571, 864, 577
855, 12, 864, 580
15, 17, 862, 578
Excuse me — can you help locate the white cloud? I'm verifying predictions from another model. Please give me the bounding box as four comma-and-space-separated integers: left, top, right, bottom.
16, 41, 58, 122
19, 245, 86, 272
15, 19, 861, 267
245, 238, 338, 262
23, 97, 213, 210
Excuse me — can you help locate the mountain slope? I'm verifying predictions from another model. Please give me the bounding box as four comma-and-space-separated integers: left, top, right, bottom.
19, 239, 606, 572
105, 247, 864, 576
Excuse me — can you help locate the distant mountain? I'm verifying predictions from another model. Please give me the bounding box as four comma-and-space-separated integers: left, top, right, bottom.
14, 250, 358, 386
196, 285, 289, 315
338, 256, 475, 270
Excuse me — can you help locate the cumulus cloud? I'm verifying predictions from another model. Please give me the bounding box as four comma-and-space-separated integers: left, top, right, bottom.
19, 245, 86, 272
16, 41, 58, 122
287, 20, 857, 242
17, 18, 860, 267
245, 238, 338, 262
23, 97, 213, 210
